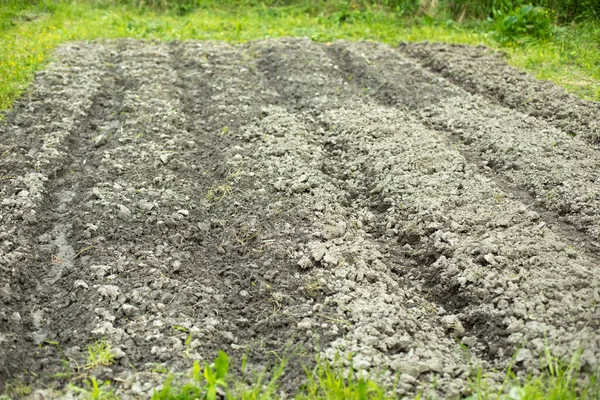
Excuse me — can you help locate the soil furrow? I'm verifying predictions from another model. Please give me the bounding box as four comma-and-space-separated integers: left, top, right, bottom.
169, 41, 328, 391
3, 39, 600, 399
250, 38, 484, 397
34, 40, 249, 395
0, 42, 110, 387
321, 38, 600, 373
251, 38, 600, 384
326, 41, 600, 247
401, 42, 600, 144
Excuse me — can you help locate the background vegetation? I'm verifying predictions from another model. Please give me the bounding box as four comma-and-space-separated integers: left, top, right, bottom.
0, 0, 599, 113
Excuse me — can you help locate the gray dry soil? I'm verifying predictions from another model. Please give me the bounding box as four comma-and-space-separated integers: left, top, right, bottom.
1, 39, 599, 399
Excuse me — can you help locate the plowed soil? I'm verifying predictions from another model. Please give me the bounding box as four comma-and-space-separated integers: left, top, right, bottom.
1, 38, 599, 399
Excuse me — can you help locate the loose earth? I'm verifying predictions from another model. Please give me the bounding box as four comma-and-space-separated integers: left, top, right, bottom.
1, 38, 599, 398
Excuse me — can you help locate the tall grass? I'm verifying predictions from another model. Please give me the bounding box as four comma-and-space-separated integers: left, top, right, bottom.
445, 0, 599, 21
59, 0, 600, 21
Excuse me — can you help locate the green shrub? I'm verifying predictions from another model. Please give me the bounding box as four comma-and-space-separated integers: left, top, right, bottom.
444, 0, 600, 22
490, 5, 557, 44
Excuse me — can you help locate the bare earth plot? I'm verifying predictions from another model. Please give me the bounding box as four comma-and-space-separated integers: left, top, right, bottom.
1, 38, 599, 398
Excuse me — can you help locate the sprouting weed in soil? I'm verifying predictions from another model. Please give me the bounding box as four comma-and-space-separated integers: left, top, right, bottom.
315, 313, 352, 326
304, 279, 325, 298
72, 245, 96, 260
3, 380, 32, 398
70, 377, 117, 400
423, 301, 437, 314
49, 359, 76, 380
299, 354, 393, 400
220, 126, 229, 136
151, 363, 169, 374
205, 182, 232, 202
171, 325, 190, 333
182, 332, 196, 358
493, 192, 505, 203
203, 351, 229, 400
233, 227, 258, 248
226, 167, 243, 182
85, 340, 116, 370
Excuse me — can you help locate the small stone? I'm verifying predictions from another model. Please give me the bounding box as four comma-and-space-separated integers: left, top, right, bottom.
400, 373, 417, 385
505, 319, 524, 334
177, 209, 189, 217
440, 314, 465, 336
74, 280, 89, 289
98, 285, 120, 300
131, 381, 143, 394
352, 354, 372, 369
112, 347, 126, 359
308, 242, 327, 262
159, 153, 169, 164
322, 252, 338, 266
462, 336, 477, 347
122, 304, 139, 317
117, 205, 132, 219
11, 312, 22, 324
483, 254, 496, 265
221, 331, 234, 343
94, 308, 116, 322
515, 348, 532, 363
94, 134, 108, 147
297, 256, 313, 270
297, 318, 313, 330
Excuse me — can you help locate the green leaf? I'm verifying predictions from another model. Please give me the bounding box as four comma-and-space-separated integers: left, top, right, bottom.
204, 363, 216, 385
215, 350, 229, 381
206, 385, 217, 400
357, 379, 367, 400
192, 360, 201, 382
241, 352, 248, 374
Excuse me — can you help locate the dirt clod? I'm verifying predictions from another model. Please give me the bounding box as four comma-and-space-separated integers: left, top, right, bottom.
0, 38, 599, 398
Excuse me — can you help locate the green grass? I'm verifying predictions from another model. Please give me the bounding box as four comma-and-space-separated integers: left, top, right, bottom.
85, 340, 116, 370
2, 341, 599, 399
0, 0, 599, 114
467, 347, 600, 400
148, 347, 600, 399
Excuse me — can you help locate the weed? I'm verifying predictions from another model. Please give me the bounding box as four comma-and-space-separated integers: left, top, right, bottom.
304, 279, 325, 298
298, 354, 393, 400
491, 5, 558, 44
3, 380, 32, 398
152, 350, 229, 400
70, 377, 117, 400
202, 350, 229, 400
171, 325, 190, 333
85, 340, 116, 370
493, 193, 505, 203
147, 345, 600, 399
205, 182, 232, 202
467, 345, 600, 399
